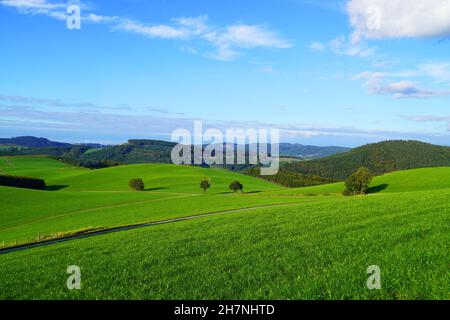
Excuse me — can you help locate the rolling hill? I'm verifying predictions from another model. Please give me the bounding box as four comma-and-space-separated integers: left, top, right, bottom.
0, 156, 281, 193
0, 137, 351, 166
0, 153, 448, 299
283, 140, 450, 181
2, 189, 449, 299
260, 167, 450, 195
0, 136, 71, 148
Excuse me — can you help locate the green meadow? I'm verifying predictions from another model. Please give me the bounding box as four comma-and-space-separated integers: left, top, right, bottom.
0, 156, 449, 299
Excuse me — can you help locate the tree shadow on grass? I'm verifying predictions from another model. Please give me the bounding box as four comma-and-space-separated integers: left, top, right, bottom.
45, 185, 68, 191
367, 184, 389, 194
144, 187, 168, 192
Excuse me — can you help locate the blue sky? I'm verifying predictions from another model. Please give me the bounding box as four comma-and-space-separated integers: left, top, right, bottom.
0, 0, 449, 146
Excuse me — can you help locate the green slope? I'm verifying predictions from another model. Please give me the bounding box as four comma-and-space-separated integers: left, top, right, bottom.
0, 156, 85, 180
0, 188, 448, 299
0, 156, 294, 245
284, 140, 450, 181
261, 167, 450, 195
0, 156, 282, 194
1, 155, 449, 300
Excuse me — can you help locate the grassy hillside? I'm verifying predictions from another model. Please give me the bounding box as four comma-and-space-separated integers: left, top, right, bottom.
0, 156, 282, 193
284, 140, 450, 181
0, 156, 85, 181
0, 188, 448, 299
0, 156, 297, 246
0, 155, 449, 300
262, 167, 450, 196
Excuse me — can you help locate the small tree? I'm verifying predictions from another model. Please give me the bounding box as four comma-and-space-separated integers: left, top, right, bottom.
344, 167, 373, 195
129, 178, 145, 191
200, 179, 211, 194
229, 181, 244, 193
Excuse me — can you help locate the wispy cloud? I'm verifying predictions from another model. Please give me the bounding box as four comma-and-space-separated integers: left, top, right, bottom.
308, 41, 325, 52
352, 71, 450, 99
1, 1, 292, 61
419, 62, 450, 83
308, 35, 375, 58
406, 115, 450, 131
1, 95, 448, 145
0, 94, 132, 111
0, 0, 85, 20
256, 65, 276, 74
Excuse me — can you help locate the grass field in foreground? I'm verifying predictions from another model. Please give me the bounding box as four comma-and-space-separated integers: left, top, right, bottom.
1, 156, 449, 299
0, 190, 322, 245
0, 188, 448, 299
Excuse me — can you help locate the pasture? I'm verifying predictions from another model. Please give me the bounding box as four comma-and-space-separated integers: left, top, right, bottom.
0, 156, 448, 299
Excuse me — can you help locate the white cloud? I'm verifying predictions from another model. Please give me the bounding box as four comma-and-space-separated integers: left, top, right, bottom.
1, 2, 293, 61
407, 115, 450, 131
0, 0, 68, 20
211, 24, 292, 49
309, 35, 375, 57
347, 0, 450, 41
373, 80, 450, 99
352, 71, 450, 99
0, 0, 65, 10
204, 24, 293, 61
115, 20, 188, 39
419, 63, 450, 83
329, 35, 374, 57
257, 65, 275, 73
84, 13, 118, 24
309, 41, 325, 51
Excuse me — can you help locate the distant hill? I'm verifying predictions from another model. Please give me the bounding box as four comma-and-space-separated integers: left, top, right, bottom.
283, 140, 450, 181
0, 137, 349, 164
0, 136, 71, 148
277, 143, 350, 159
78, 139, 175, 164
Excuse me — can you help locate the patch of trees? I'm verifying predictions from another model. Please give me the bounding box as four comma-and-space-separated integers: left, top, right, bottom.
283, 140, 450, 182
246, 167, 335, 188
129, 178, 145, 191
343, 167, 373, 195
229, 181, 244, 193
200, 179, 211, 194
0, 175, 46, 190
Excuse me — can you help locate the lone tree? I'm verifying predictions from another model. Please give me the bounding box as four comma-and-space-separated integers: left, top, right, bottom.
344, 167, 373, 195
200, 179, 211, 194
129, 178, 145, 191
229, 181, 244, 193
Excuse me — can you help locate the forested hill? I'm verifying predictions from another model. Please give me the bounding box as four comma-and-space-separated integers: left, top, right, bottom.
0, 136, 71, 148
283, 140, 450, 181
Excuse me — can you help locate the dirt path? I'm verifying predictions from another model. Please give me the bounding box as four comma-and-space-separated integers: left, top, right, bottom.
0, 201, 311, 255
0, 193, 200, 233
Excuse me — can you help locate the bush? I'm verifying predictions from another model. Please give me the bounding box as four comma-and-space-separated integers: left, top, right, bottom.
129, 178, 145, 191
344, 167, 373, 195
0, 175, 46, 190
200, 179, 211, 194
229, 181, 244, 193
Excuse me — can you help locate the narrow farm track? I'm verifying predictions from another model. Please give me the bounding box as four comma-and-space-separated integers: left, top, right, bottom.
0, 201, 313, 255
0, 193, 200, 232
